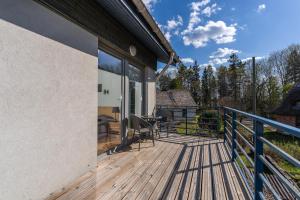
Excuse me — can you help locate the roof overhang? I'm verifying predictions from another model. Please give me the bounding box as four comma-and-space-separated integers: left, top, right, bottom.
97, 0, 179, 64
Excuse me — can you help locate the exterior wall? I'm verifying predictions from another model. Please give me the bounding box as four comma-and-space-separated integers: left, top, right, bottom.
36, 0, 157, 69
156, 106, 197, 122
0, 0, 98, 199
173, 109, 197, 121
274, 115, 296, 127
145, 67, 157, 115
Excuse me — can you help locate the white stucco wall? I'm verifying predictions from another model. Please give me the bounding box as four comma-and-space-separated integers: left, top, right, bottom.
145, 67, 157, 115
0, 0, 98, 200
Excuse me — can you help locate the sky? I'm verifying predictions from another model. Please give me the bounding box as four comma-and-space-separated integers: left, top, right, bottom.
142, 0, 300, 70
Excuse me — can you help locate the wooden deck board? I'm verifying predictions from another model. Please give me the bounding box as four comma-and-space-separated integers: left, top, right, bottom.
48, 134, 250, 200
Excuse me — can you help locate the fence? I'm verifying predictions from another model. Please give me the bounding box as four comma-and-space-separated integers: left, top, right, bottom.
156, 105, 221, 135
223, 107, 300, 200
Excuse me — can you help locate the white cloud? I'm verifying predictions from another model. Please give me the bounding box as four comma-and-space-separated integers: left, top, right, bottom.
187, 0, 211, 31
181, 57, 195, 65
208, 48, 240, 66
182, 21, 237, 48
209, 48, 240, 59
209, 58, 228, 65
164, 32, 172, 42
166, 15, 183, 30
191, 0, 210, 11
159, 15, 183, 42
242, 56, 264, 62
186, 0, 220, 32
202, 3, 221, 17
142, 0, 158, 11
257, 4, 266, 13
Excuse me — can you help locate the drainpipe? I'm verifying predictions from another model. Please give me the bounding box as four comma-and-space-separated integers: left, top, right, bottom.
156, 52, 176, 81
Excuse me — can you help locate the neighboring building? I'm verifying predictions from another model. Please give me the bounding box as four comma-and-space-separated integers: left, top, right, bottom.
272, 82, 300, 128
0, 0, 178, 199
156, 89, 197, 121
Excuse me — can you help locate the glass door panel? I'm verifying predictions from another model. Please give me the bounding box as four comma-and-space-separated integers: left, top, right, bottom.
126, 64, 143, 139
98, 50, 122, 155
128, 64, 143, 117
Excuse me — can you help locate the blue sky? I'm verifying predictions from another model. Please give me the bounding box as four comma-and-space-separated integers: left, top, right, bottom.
142, 0, 300, 69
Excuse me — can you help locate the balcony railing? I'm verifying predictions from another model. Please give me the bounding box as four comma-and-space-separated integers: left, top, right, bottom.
223, 107, 300, 200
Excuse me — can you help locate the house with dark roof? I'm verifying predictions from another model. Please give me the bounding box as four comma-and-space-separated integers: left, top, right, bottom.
272, 82, 300, 128
156, 89, 198, 121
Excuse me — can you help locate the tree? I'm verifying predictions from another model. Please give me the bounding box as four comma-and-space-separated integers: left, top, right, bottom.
227, 53, 245, 106
265, 76, 281, 112
201, 67, 209, 107
190, 61, 201, 105
201, 65, 216, 108
217, 65, 228, 98
157, 74, 171, 91
268, 50, 288, 86
286, 44, 300, 83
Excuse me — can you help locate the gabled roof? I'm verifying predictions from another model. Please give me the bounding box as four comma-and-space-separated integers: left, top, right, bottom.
157, 90, 197, 107
272, 82, 300, 116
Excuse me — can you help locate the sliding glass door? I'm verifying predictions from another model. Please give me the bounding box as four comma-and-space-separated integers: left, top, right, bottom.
98, 50, 122, 155
128, 64, 143, 117
97, 50, 144, 155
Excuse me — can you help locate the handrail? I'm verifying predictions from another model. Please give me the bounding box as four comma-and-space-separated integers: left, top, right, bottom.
235, 119, 255, 135
223, 107, 300, 200
224, 107, 300, 137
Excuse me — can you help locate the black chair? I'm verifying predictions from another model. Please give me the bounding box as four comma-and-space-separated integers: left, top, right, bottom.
130, 115, 155, 150
157, 109, 175, 137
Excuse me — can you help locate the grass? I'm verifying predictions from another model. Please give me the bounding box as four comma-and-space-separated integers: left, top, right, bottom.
233, 128, 300, 187
176, 121, 199, 135
263, 131, 300, 186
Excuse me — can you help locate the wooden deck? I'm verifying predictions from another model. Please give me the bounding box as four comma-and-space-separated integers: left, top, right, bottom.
48, 134, 250, 200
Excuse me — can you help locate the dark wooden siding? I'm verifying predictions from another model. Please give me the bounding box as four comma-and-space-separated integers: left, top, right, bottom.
34, 0, 157, 68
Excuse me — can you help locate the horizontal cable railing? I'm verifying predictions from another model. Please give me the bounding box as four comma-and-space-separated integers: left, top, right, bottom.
223, 106, 300, 200
156, 105, 221, 136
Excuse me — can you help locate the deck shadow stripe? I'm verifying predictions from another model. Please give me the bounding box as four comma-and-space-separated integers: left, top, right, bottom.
160, 144, 187, 199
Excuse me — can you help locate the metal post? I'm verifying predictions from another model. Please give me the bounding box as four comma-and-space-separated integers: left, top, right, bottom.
231, 111, 237, 161
254, 121, 264, 200
252, 57, 256, 115
185, 106, 188, 135
217, 106, 220, 132
252, 57, 257, 145
224, 108, 227, 143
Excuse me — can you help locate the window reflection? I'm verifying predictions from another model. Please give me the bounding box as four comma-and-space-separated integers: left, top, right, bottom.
98, 50, 122, 155
98, 50, 122, 74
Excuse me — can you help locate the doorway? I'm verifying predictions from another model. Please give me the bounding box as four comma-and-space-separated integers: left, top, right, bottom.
97, 50, 122, 155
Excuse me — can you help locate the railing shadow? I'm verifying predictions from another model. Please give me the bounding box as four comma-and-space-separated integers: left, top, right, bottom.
160, 134, 250, 200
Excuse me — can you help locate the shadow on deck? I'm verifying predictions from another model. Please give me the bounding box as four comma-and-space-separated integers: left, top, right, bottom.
47, 133, 250, 200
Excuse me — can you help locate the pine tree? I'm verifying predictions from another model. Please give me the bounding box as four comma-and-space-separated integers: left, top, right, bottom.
190, 61, 201, 105
227, 53, 245, 106
217, 65, 228, 98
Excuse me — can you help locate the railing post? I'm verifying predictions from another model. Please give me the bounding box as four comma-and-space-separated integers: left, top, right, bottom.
224, 108, 227, 143
254, 121, 264, 200
185, 106, 188, 135
231, 111, 237, 161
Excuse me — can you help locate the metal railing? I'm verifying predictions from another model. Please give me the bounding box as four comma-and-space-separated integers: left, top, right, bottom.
223, 107, 300, 200
156, 105, 221, 136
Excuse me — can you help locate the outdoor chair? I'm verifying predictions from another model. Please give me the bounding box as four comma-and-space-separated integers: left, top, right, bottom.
130, 115, 155, 150
157, 109, 176, 137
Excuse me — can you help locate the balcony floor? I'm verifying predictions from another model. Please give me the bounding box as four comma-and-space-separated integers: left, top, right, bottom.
48, 133, 250, 200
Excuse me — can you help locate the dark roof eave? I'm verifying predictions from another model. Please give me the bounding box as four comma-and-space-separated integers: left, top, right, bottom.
130, 0, 179, 63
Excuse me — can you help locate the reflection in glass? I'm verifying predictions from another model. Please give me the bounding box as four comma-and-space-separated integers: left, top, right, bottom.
98, 50, 122, 155
128, 64, 142, 117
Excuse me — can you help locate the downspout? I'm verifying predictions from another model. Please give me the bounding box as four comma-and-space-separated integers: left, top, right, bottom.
156, 52, 175, 81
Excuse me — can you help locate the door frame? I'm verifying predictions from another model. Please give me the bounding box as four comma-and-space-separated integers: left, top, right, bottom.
98, 47, 146, 150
